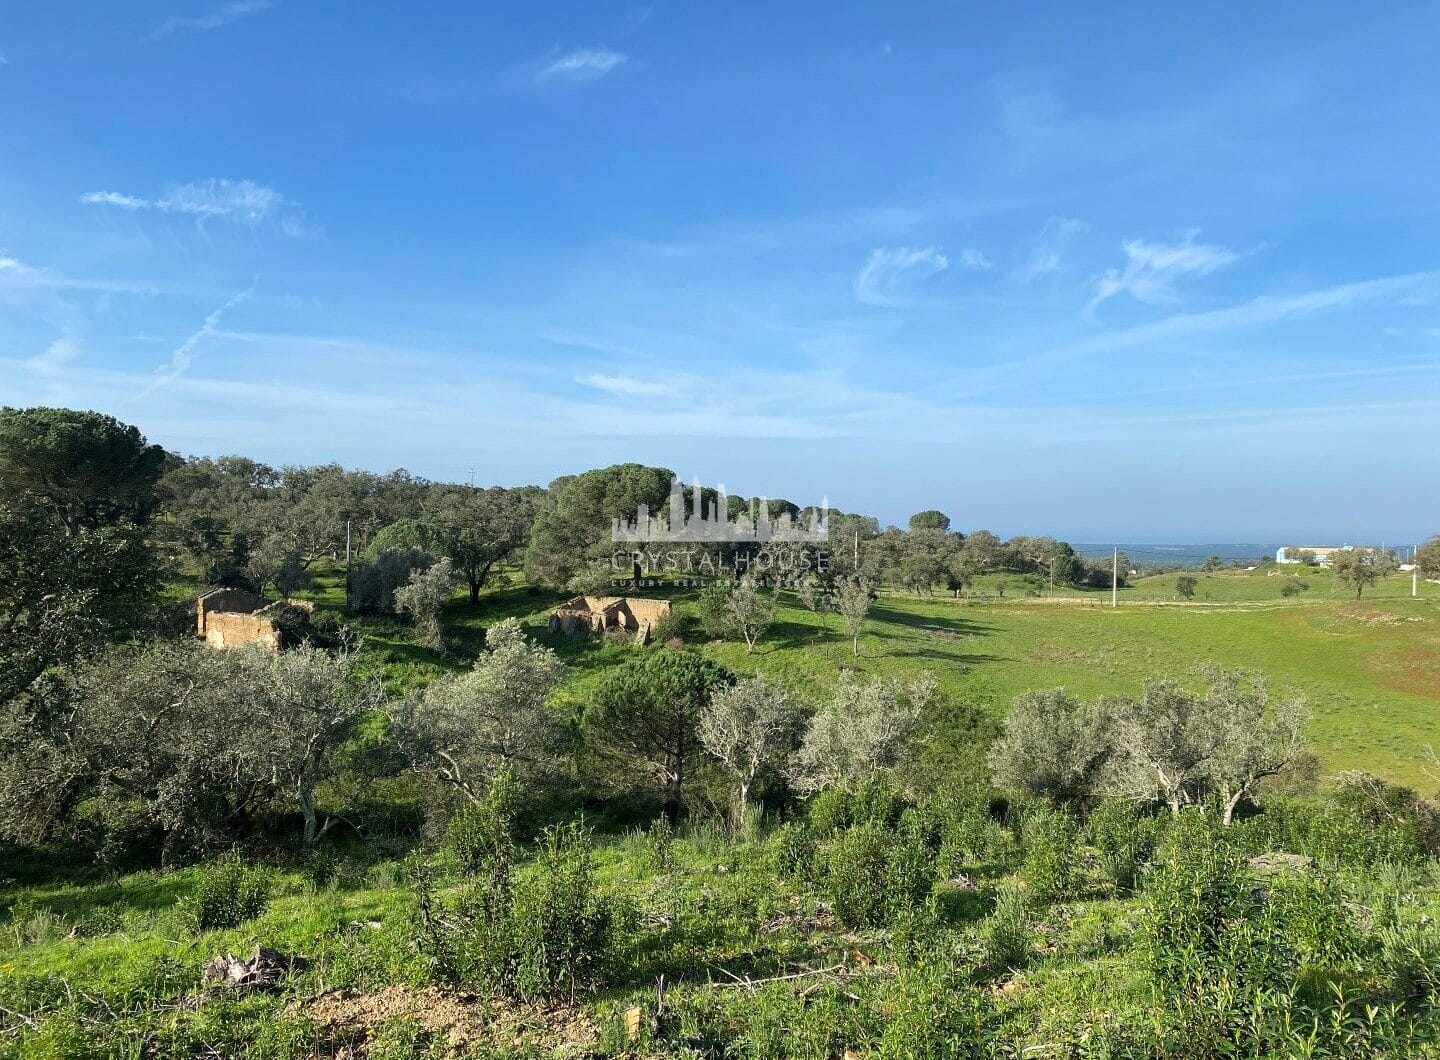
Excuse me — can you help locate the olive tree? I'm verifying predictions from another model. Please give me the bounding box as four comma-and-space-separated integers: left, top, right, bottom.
1330, 547, 1397, 598
1201, 669, 1308, 825
249, 641, 386, 844
724, 575, 777, 653
1416, 535, 1440, 579
1, 639, 389, 852
986, 688, 1115, 807
1104, 670, 1308, 824
395, 557, 456, 649
0, 641, 263, 857
788, 671, 935, 793
834, 576, 874, 656
391, 618, 565, 802
1104, 681, 1214, 816
351, 546, 436, 612
699, 675, 806, 831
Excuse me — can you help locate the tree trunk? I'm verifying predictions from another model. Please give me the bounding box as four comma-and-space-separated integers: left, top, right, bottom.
664, 755, 683, 825
299, 787, 320, 844
736, 780, 750, 834
469, 579, 481, 605
1222, 789, 1246, 827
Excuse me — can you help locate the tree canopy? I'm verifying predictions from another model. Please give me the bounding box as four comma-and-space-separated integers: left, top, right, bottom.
584, 649, 734, 822
524, 464, 673, 589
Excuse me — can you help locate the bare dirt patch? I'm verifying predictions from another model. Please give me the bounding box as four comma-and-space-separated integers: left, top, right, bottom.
1333, 605, 1403, 626
293, 984, 597, 1057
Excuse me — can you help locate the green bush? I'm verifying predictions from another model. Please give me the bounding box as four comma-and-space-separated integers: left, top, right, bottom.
1377, 920, 1440, 1002
416, 822, 627, 1002
876, 960, 994, 1058
979, 884, 1031, 974
181, 853, 271, 932
512, 823, 628, 1001
1084, 799, 1165, 895
643, 814, 674, 873
648, 606, 688, 644
1231, 785, 1433, 867
926, 790, 1018, 876
1018, 807, 1079, 900
815, 819, 935, 928
806, 778, 908, 834
1141, 817, 1278, 992
444, 772, 516, 877
766, 820, 816, 878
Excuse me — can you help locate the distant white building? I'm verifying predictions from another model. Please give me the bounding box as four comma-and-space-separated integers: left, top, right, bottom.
1276, 545, 1358, 566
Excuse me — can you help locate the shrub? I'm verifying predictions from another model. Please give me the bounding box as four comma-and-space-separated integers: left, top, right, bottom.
444, 772, 516, 877
806, 777, 908, 834
1084, 799, 1165, 895
648, 605, 688, 645
416, 822, 626, 1002
1018, 807, 1079, 900
352, 546, 436, 612
766, 820, 816, 879
877, 960, 994, 1059
980, 884, 1031, 973
1377, 921, 1440, 1002
1230, 786, 1431, 867
512, 823, 629, 1002
695, 579, 734, 638
395, 558, 456, 650
644, 814, 674, 873
815, 819, 935, 928
182, 853, 271, 932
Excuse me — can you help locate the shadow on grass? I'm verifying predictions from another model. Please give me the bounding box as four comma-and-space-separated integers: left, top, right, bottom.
867, 603, 997, 637
6, 870, 194, 919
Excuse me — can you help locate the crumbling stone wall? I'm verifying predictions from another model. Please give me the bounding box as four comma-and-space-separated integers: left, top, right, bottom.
196, 589, 314, 651
196, 588, 267, 636
202, 610, 282, 650
549, 596, 672, 643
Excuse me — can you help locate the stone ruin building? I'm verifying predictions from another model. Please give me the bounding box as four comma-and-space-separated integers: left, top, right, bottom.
549, 596, 672, 645
196, 588, 314, 650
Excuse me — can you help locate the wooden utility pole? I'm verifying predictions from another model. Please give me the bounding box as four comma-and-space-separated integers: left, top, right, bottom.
344, 517, 353, 611
1111, 547, 1118, 608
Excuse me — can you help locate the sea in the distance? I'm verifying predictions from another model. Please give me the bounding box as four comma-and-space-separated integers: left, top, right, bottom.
1071, 543, 1284, 569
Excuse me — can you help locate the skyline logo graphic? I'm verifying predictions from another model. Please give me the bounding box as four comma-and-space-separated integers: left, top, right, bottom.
612, 476, 830, 544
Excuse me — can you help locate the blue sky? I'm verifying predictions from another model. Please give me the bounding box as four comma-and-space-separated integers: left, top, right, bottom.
2, 1, 1438, 540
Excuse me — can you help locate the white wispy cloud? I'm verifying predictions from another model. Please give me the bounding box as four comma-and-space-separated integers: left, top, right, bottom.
958, 248, 992, 271
579, 372, 675, 398
1017, 216, 1086, 281
136, 280, 256, 400
81, 179, 303, 231
149, 0, 273, 40
24, 335, 80, 375
957, 270, 1440, 399
0, 255, 23, 271
535, 46, 627, 83
854, 246, 949, 307
1088, 232, 1240, 315
80, 191, 150, 209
